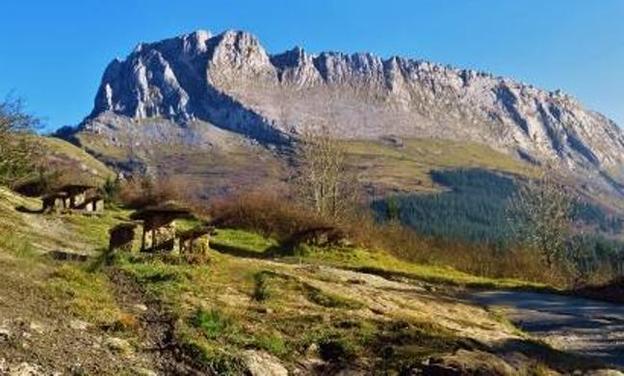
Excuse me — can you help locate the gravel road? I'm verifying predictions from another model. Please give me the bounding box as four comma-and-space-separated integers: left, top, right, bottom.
469, 290, 624, 367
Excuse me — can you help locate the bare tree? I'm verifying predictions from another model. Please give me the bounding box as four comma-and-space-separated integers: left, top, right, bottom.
292, 124, 358, 220
0, 97, 40, 186
507, 172, 576, 269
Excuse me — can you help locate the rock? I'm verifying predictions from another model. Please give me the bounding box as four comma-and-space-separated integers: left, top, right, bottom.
131, 367, 158, 376
335, 369, 366, 376
28, 321, 45, 335
69, 319, 90, 331
69, 364, 86, 375
305, 343, 319, 357
421, 350, 518, 376
104, 336, 133, 355
8, 362, 44, 376
242, 350, 288, 376
70, 28, 624, 200
133, 303, 148, 313
0, 326, 11, 342
255, 306, 274, 314
585, 371, 624, 376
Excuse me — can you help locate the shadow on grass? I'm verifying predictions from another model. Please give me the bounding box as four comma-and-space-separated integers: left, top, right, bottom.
350, 265, 558, 293
15, 205, 44, 214
86, 247, 116, 272
46, 250, 89, 262
209, 241, 276, 259
492, 337, 618, 371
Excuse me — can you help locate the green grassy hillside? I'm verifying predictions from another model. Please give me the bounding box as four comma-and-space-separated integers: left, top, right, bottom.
40, 136, 114, 180
74, 127, 536, 197
342, 138, 535, 194
0, 186, 607, 374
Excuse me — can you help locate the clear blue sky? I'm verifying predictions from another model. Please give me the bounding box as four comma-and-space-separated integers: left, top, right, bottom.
1, 0, 622, 131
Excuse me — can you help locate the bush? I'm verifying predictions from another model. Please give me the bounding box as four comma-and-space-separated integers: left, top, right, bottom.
191, 308, 236, 340
0, 97, 40, 186
207, 185, 586, 287
318, 335, 357, 363
252, 271, 271, 302
209, 189, 329, 243
118, 174, 195, 209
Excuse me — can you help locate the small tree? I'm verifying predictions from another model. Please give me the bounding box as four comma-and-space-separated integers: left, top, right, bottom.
507, 172, 576, 270
292, 125, 358, 220
0, 97, 40, 185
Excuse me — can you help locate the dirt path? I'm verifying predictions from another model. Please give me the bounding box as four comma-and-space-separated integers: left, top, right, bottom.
468, 290, 624, 367
106, 269, 208, 375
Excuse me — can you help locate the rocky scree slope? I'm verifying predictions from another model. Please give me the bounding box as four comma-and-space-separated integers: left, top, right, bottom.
70, 29, 624, 193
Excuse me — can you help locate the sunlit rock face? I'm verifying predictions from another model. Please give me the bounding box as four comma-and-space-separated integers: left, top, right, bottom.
78, 29, 624, 188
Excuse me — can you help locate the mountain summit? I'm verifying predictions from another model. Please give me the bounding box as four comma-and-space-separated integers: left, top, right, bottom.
70, 29, 624, 195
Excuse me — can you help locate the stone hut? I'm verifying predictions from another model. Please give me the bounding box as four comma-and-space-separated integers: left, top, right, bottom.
130, 201, 194, 253
178, 225, 215, 255
59, 185, 99, 209
41, 184, 103, 213
42, 192, 70, 213
109, 223, 139, 253
76, 195, 105, 213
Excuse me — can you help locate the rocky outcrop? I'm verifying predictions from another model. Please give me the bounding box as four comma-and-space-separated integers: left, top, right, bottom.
74, 29, 624, 190
242, 350, 288, 376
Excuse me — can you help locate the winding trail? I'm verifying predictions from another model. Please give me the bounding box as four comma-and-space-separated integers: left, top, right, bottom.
468, 290, 624, 367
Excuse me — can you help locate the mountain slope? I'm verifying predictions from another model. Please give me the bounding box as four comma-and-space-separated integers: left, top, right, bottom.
65, 29, 624, 198
0, 187, 618, 374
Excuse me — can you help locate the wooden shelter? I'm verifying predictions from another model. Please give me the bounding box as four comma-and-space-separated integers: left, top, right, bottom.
130, 201, 194, 253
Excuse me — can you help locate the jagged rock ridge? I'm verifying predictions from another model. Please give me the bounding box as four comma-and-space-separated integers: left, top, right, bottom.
79, 29, 624, 178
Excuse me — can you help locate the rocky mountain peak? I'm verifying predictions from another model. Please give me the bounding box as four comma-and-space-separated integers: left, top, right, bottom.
81, 29, 624, 185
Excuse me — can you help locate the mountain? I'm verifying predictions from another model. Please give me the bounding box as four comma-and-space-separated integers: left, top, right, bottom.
64, 29, 624, 198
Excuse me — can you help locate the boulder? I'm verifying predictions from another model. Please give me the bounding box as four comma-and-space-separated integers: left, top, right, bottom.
421, 350, 518, 376
243, 350, 288, 376
8, 362, 44, 376
104, 336, 133, 355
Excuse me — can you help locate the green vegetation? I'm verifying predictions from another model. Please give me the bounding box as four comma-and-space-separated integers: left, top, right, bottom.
38, 136, 114, 181
212, 228, 279, 254
303, 283, 364, 309
113, 251, 479, 373
192, 308, 239, 340
47, 264, 123, 326
342, 138, 535, 192
213, 228, 546, 290
373, 169, 518, 244
373, 169, 624, 285
375, 169, 624, 244
0, 129, 618, 373
0, 97, 40, 185
0, 180, 612, 373
252, 271, 271, 301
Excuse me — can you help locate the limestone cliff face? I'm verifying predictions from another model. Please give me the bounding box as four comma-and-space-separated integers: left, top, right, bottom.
81, 29, 624, 176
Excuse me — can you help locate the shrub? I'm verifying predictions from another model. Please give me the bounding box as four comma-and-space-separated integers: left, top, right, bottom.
191, 308, 236, 340
0, 97, 40, 186
118, 174, 195, 209
303, 284, 363, 309
209, 188, 329, 243
318, 335, 357, 363
206, 184, 585, 287
254, 333, 287, 356
252, 271, 271, 302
